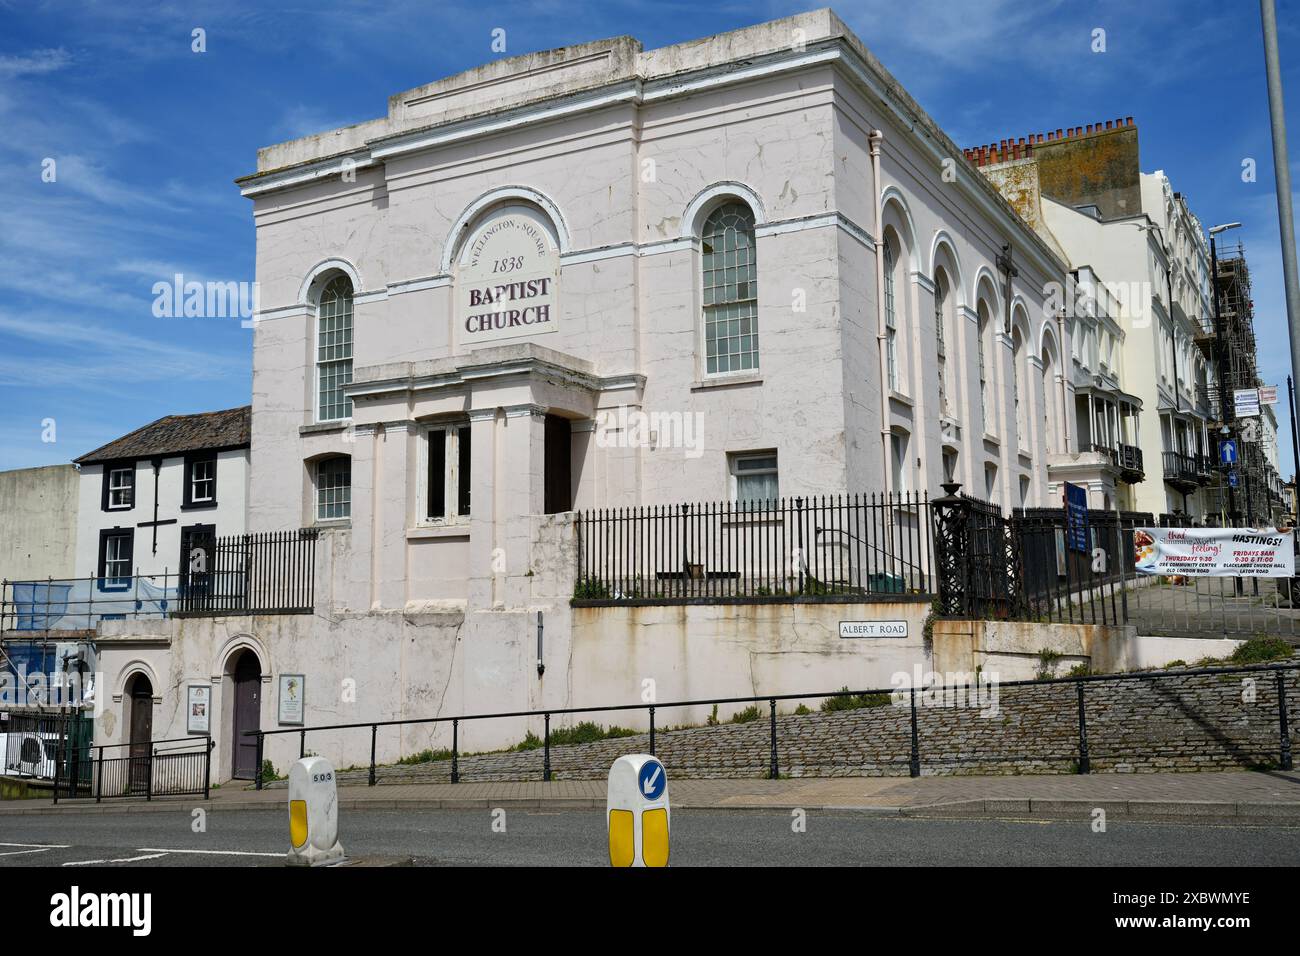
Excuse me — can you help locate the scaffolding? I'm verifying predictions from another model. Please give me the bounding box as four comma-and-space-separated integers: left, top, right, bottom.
1200, 242, 1285, 525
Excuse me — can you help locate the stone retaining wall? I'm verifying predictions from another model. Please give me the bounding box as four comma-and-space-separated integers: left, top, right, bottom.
269, 667, 1299, 786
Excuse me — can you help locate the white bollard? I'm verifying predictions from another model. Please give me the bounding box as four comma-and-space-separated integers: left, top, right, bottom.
286, 756, 345, 867
607, 754, 670, 867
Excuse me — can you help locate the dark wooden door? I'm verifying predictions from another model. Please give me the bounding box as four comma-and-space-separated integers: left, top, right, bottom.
179, 524, 215, 612
544, 414, 572, 514
232, 654, 261, 779
128, 676, 153, 793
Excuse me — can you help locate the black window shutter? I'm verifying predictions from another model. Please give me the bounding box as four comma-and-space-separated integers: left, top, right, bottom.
182, 455, 193, 508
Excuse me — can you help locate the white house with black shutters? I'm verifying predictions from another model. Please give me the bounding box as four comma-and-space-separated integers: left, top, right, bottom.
72, 407, 250, 596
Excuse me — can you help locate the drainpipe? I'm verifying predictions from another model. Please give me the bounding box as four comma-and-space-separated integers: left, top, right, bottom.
870, 129, 893, 497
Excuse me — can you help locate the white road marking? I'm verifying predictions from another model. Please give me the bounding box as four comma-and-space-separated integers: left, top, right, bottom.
0, 847, 59, 857
63, 852, 170, 866
137, 847, 282, 857
0, 842, 70, 848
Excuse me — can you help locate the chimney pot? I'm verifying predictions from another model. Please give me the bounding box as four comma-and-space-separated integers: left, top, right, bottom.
1126, 116, 1134, 126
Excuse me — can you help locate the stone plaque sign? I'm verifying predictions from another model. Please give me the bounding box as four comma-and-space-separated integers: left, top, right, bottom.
457, 208, 560, 344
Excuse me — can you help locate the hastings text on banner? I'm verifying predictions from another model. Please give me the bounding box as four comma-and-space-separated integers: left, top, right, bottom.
1133, 527, 1296, 577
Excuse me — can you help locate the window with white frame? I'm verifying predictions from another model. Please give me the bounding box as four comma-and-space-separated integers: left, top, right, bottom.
426, 423, 472, 521
884, 237, 899, 391
317, 276, 354, 421
98, 529, 133, 589
185, 454, 216, 506
316, 457, 351, 521
702, 203, 759, 374
104, 465, 134, 510
730, 452, 778, 505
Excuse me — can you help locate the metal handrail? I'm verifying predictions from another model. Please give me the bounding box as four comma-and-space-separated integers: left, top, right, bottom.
246, 660, 1299, 789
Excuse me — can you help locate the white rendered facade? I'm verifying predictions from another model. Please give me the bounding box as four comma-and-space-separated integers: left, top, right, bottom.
1041, 193, 1213, 519
239, 9, 1073, 615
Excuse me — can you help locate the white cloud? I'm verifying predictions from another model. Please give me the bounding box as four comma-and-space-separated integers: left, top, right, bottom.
0, 47, 72, 78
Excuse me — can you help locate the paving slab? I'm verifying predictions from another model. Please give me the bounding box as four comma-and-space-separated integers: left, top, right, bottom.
3, 768, 1299, 823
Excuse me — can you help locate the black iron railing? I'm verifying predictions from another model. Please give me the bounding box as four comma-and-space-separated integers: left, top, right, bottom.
51, 736, 214, 802
248, 661, 1298, 787
1162, 451, 1212, 485
1, 529, 318, 631
1013, 507, 1152, 626
574, 492, 933, 602
1117, 443, 1144, 477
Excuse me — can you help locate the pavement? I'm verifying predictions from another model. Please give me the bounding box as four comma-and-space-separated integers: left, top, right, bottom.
4, 768, 1300, 824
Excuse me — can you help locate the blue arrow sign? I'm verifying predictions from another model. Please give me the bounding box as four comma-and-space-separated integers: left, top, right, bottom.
1219, 440, 1238, 465
638, 759, 665, 801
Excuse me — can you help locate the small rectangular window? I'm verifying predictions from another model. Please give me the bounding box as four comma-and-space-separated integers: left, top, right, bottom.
731, 452, 778, 505
104, 465, 134, 510
317, 458, 351, 521
184, 454, 217, 507
425, 423, 471, 521
98, 529, 134, 590
890, 432, 910, 493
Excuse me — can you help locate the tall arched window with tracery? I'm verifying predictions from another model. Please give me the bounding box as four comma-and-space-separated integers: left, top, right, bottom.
883, 236, 899, 391
702, 203, 759, 374
317, 276, 354, 421
977, 301, 991, 432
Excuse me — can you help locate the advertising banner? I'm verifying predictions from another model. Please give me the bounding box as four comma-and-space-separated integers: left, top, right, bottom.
1133, 527, 1295, 577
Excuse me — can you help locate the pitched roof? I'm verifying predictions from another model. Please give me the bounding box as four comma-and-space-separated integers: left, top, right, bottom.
75, 406, 251, 465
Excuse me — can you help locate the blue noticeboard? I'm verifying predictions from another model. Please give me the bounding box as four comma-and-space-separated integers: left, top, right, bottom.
1063, 482, 1089, 553
1219, 440, 1238, 465
1228, 470, 1239, 488
638, 759, 666, 801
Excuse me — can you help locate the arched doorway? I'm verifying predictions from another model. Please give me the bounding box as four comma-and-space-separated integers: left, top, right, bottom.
126, 673, 153, 793
230, 651, 262, 779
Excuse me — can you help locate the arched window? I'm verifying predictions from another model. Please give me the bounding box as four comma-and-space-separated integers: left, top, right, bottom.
977, 301, 991, 432
883, 235, 899, 391
317, 276, 354, 421
934, 269, 949, 415
1041, 343, 1060, 455
1012, 327, 1026, 447
702, 203, 759, 374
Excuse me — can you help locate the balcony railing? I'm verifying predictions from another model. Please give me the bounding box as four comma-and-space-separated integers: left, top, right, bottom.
1117, 443, 1144, 479
1162, 451, 1213, 486
1085, 443, 1144, 481
1, 529, 319, 632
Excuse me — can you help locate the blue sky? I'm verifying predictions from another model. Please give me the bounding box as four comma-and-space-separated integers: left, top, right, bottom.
1, 0, 1298, 477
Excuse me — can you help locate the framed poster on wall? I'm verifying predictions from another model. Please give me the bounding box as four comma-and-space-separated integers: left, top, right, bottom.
186, 684, 210, 735
278, 674, 305, 726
